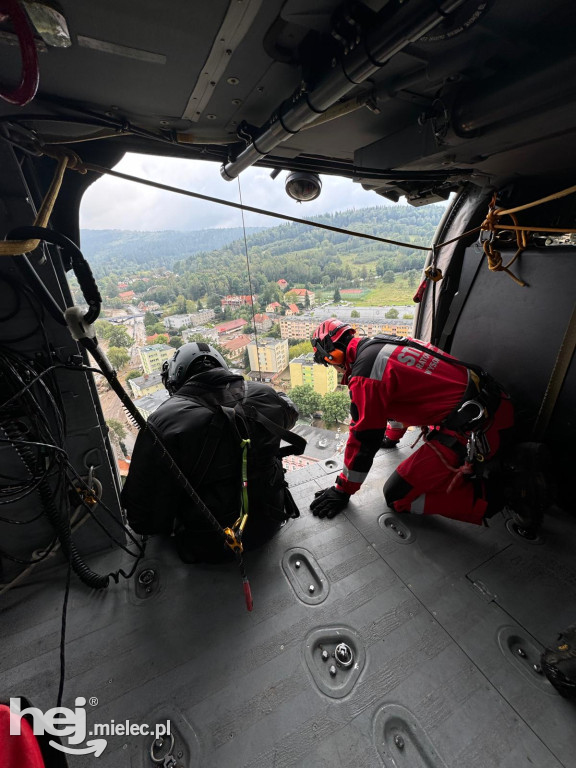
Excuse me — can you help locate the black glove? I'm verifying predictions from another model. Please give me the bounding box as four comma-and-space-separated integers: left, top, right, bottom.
381, 437, 399, 449
310, 486, 350, 519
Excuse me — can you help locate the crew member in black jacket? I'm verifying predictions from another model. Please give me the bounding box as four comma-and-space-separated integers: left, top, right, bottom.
122, 342, 301, 563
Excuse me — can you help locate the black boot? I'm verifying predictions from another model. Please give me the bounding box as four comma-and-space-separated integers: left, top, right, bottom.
502, 442, 555, 535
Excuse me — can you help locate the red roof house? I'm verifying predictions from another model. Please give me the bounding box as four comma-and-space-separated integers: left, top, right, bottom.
215, 318, 247, 335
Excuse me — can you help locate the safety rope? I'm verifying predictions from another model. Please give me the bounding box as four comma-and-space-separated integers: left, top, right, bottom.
3, 143, 576, 289
45, 149, 433, 252
478, 189, 576, 287
0, 152, 73, 256
237, 176, 263, 376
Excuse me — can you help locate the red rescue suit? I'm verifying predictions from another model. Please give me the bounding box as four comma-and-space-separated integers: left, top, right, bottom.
335, 336, 514, 525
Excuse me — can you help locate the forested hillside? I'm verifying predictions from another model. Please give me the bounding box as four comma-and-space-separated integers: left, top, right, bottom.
80, 227, 264, 277
166, 204, 444, 302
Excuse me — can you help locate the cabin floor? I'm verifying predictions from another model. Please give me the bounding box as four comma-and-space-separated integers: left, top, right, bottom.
2, 438, 576, 768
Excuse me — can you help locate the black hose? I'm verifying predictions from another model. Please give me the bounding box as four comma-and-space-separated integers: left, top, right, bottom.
7, 225, 102, 323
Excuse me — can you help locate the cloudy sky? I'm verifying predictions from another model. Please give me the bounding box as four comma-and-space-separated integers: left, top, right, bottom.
80, 153, 392, 231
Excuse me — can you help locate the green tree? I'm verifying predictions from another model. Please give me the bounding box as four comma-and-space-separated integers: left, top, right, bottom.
107, 325, 132, 348
351, 309, 360, 318
94, 319, 113, 339
108, 347, 130, 370
333, 287, 341, 303
107, 418, 126, 441
144, 311, 157, 329
150, 322, 167, 335
175, 294, 187, 314
382, 270, 395, 283
321, 390, 350, 426
169, 336, 183, 348
196, 299, 204, 310
154, 334, 170, 345
268, 323, 281, 339
385, 307, 399, 319
126, 370, 142, 381
289, 340, 313, 360
290, 384, 322, 418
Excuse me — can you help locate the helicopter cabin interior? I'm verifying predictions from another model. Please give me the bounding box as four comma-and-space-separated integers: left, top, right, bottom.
0, 0, 575, 766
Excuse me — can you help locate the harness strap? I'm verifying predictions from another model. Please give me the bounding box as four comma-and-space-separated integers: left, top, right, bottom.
365, 335, 503, 432
426, 430, 467, 461
240, 403, 307, 457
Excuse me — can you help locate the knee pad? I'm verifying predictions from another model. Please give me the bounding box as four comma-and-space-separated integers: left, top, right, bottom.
383, 471, 413, 508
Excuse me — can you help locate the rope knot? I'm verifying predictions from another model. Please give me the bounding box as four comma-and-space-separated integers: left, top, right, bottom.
44, 146, 88, 174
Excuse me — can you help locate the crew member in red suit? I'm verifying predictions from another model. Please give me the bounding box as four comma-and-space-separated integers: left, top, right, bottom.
309, 319, 514, 525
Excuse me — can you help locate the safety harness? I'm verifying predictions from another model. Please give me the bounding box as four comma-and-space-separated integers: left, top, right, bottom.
361, 335, 505, 480
185, 394, 305, 551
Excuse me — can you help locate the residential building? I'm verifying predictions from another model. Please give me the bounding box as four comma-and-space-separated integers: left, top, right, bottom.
286, 288, 315, 306
280, 310, 414, 340
128, 372, 164, 398
252, 313, 273, 332
187, 308, 215, 325
163, 313, 193, 331
139, 343, 173, 374
247, 337, 289, 374
220, 294, 254, 308
286, 303, 300, 316
137, 300, 161, 312
282, 454, 318, 472
279, 316, 316, 340
289, 352, 338, 395
266, 301, 282, 313
182, 326, 219, 343
221, 333, 252, 363
118, 290, 135, 301
277, 279, 288, 291
215, 318, 247, 336
133, 388, 169, 420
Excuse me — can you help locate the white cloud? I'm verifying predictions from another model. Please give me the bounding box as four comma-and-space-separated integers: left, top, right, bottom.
80, 153, 392, 231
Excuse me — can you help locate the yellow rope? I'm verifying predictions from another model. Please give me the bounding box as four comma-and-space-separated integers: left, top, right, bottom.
478, 183, 576, 287
0, 149, 86, 256
497, 184, 576, 217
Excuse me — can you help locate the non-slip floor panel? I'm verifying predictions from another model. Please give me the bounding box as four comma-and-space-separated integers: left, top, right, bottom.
1, 443, 575, 767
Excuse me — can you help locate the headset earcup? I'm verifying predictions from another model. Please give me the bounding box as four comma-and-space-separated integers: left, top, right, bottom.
328, 349, 345, 365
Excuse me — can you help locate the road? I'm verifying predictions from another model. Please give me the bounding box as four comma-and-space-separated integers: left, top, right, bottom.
96, 311, 147, 456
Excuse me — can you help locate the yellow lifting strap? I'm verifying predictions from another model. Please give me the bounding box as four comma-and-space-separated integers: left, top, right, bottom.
0, 149, 87, 257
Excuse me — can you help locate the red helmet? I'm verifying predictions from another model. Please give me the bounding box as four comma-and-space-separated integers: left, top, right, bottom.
312, 319, 355, 366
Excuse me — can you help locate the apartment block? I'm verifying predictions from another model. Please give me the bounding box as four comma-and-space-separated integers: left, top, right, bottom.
247, 337, 289, 373
289, 353, 338, 395
128, 371, 164, 398
279, 316, 316, 340
139, 343, 173, 374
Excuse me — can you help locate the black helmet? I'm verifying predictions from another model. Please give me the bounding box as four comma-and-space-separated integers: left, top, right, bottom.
161, 342, 228, 394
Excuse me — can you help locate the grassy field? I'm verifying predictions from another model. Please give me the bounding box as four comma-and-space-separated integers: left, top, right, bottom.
318, 279, 417, 307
